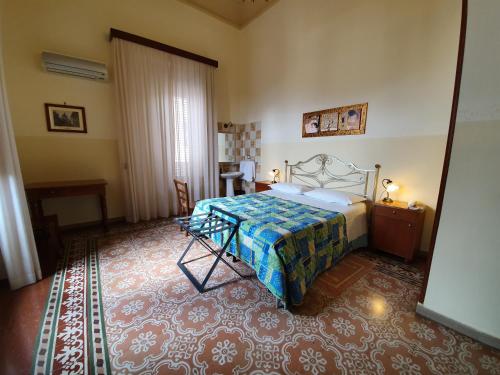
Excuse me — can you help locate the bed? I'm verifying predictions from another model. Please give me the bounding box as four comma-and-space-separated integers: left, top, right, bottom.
191, 154, 380, 307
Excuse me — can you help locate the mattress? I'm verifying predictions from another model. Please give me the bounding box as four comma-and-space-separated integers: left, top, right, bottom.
192, 193, 349, 305
261, 189, 368, 243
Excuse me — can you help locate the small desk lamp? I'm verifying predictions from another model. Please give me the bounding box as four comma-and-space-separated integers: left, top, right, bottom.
271, 169, 280, 184
382, 178, 399, 203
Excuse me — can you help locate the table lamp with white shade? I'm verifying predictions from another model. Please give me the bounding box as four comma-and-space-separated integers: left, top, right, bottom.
382, 178, 399, 203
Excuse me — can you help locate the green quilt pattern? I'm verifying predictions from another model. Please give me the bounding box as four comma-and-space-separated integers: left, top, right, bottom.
192, 193, 348, 305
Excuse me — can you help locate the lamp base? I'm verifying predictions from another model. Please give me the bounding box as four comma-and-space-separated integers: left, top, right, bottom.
382, 197, 394, 203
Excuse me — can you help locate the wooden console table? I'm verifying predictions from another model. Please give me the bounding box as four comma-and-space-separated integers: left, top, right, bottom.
25, 179, 108, 230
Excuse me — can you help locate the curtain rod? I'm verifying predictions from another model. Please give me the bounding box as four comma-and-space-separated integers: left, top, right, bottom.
109, 28, 219, 68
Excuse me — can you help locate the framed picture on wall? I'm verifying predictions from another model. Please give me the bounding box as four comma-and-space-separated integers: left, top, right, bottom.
320, 112, 338, 132
303, 113, 320, 135
302, 102, 368, 137
44, 103, 87, 133
339, 108, 362, 130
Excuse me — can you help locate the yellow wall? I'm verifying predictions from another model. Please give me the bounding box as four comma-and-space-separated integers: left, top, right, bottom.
0, 0, 6, 279
232, 0, 461, 250
424, 121, 500, 338
424, 0, 500, 339
2, 0, 461, 244
16, 137, 123, 224
1, 0, 239, 224
262, 135, 447, 250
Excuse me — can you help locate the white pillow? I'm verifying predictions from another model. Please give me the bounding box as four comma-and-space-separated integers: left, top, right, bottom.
304, 188, 366, 205
269, 182, 312, 195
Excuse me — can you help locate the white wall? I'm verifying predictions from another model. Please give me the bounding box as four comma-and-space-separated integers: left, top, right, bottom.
2, 0, 461, 249
231, 0, 461, 251
423, 0, 500, 339
1, 0, 240, 225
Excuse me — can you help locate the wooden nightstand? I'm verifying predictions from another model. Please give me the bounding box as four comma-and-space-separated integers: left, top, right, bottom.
255, 181, 272, 192
371, 201, 425, 262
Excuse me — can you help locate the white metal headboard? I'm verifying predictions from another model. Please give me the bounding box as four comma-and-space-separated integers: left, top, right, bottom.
284, 154, 381, 201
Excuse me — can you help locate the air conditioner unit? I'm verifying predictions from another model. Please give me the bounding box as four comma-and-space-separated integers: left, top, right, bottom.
42, 51, 108, 81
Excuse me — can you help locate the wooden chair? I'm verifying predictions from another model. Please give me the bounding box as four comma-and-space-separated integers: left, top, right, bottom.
173, 179, 194, 236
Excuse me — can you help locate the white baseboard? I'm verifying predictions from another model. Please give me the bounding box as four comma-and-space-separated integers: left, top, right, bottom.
416, 302, 500, 350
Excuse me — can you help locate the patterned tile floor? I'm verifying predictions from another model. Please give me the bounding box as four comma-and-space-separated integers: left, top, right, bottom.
8, 219, 499, 374
93, 220, 499, 374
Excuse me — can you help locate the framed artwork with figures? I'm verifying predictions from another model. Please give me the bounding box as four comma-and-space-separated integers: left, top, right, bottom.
303, 114, 320, 135
339, 108, 362, 130
45, 103, 87, 133
320, 112, 338, 132
302, 103, 367, 137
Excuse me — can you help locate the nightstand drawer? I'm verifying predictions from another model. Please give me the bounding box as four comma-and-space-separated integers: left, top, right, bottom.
373, 204, 418, 223
255, 181, 271, 192
372, 216, 417, 259
371, 201, 425, 262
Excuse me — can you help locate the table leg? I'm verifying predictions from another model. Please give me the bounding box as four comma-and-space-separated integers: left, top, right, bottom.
34, 200, 47, 236
36, 200, 44, 222
28, 199, 43, 236
99, 194, 108, 231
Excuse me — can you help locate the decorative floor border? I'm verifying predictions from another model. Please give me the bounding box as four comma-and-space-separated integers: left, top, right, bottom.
32, 238, 110, 375
357, 249, 423, 287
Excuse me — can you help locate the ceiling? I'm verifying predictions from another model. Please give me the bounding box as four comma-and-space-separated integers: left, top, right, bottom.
178, 0, 279, 28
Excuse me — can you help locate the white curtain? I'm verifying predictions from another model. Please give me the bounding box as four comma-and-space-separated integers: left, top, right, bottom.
0, 32, 41, 289
113, 39, 218, 222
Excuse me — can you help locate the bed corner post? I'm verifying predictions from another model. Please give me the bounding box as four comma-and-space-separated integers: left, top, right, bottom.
284, 160, 289, 182
373, 164, 381, 202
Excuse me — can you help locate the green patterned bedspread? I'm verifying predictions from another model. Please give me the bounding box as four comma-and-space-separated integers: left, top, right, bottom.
192, 193, 348, 305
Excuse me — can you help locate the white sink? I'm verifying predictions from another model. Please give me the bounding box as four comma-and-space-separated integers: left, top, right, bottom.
220, 171, 244, 197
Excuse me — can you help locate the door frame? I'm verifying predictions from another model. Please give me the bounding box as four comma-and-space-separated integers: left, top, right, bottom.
419, 0, 468, 303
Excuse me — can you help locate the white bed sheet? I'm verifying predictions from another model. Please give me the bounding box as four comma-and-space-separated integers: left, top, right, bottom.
261, 190, 367, 242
